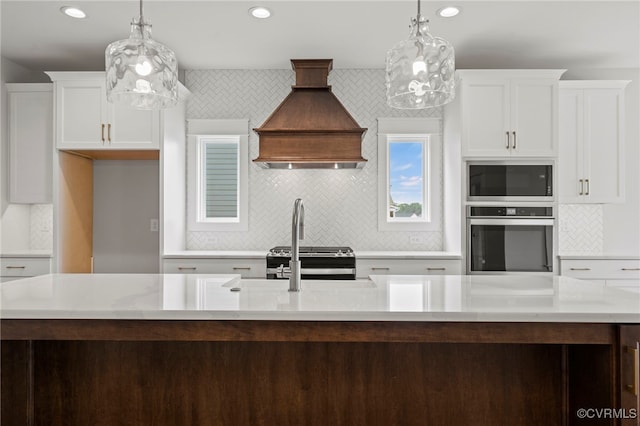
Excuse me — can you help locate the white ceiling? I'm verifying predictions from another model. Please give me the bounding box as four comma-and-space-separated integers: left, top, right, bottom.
1, 0, 639, 72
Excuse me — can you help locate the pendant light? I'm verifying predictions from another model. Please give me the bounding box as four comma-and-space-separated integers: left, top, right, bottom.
105, 0, 178, 109
385, 0, 455, 109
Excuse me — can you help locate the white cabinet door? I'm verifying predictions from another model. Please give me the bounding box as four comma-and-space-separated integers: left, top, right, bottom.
49, 72, 159, 150
163, 258, 266, 278
462, 79, 510, 157
108, 102, 159, 149
559, 81, 628, 203
356, 259, 462, 278
583, 89, 624, 203
511, 80, 557, 157
559, 89, 585, 203
0, 257, 52, 278
459, 70, 562, 158
7, 84, 53, 203
56, 79, 106, 149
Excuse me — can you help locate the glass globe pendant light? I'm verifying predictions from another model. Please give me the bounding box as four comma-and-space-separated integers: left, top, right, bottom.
385, 0, 455, 109
105, 0, 178, 109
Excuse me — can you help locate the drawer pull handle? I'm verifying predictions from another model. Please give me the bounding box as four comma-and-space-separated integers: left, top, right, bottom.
232, 267, 251, 271
5, 266, 26, 269
426, 267, 446, 271
108, 123, 112, 142
101, 124, 105, 143
371, 267, 390, 271
621, 268, 640, 271
579, 179, 584, 195
585, 178, 590, 196
626, 346, 639, 396
570, 268, 591, 271
505, 131, 510, 149
177, 267, 197, 271
512, 131, 516, 149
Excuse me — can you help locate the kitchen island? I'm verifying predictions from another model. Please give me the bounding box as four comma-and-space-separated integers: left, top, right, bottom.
2, 274, 639, 425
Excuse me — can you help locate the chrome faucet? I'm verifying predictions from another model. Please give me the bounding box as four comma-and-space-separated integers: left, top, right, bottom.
289, 198, 304, 292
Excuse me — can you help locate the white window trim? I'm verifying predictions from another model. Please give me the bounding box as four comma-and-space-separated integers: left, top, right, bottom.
377, 117, 442, 232
187, 119, 249, 232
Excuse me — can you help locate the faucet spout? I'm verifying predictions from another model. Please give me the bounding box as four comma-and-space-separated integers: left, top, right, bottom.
289, 198, 305, 292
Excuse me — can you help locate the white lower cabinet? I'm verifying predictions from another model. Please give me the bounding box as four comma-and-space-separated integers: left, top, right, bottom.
560, 258, 640, 287
356, 259, 462, 279
0, 256, 52, 281
163, 258, 266, 278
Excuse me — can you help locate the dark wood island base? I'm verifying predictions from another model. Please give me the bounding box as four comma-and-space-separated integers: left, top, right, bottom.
2, 320, 639, 425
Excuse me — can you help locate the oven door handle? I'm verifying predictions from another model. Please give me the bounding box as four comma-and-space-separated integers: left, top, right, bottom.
468, 218, 554, 226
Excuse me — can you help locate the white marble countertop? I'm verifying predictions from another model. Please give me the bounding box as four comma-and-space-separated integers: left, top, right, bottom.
163, 250, 462, 259
0, 251, 52, 258
558, 254, 640, 260
1, 274, 639, 323
164, 251, 267, 259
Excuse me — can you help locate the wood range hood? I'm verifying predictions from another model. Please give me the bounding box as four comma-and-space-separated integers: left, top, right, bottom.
253, 59, 367, 169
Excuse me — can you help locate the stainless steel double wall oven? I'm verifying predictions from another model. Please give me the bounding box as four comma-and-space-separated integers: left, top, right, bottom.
466, 162, 555, 274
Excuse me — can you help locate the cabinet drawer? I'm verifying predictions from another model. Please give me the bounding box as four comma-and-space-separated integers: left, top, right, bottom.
357, 259, 462, 278
0, 257, 52, 277
561, 259, 640, 280
163, 258, 266, 278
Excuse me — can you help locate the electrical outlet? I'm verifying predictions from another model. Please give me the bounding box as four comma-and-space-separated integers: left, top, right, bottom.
150, 219, 159, 232
205, 235, 218, 245
409, 235, 423, 244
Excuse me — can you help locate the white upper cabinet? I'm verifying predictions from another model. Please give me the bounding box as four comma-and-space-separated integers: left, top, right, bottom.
6, 83, 53, 203
559, 81, 629, 203
46, 72, 159, 150
458, 70, 565, 158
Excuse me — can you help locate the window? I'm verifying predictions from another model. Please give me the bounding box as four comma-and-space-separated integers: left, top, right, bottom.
387, 136, 429, 222
378, 118, 441, 232
197, 136, 240, 222
187, 119, 248, 232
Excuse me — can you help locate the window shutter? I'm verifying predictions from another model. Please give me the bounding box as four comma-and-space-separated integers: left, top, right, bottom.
205, 142, 238, 218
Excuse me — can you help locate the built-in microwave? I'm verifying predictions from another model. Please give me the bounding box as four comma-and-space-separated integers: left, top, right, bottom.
467, 161, 553, 202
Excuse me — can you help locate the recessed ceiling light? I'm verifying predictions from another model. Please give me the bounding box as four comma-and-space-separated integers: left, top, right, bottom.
60, 6, 87, 19
249, 6, 271, 19
437, 6, 460, 18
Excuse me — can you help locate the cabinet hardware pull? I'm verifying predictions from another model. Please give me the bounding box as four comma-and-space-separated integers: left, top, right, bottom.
569, 267, 591, 271
5, 266, 26, 269
232, 267, 251, 271
512, 131, 516, 149
177, 267, 197, 271
585, 179, 589, 195
426, 267, 446, 271
371, 267, 390, 271
622, 268, 640, 271
107, 124, 112, 142
626, 346, 639, 396
579, 179, 584, 195
505, 131, 510, 149
101, 124, 105, 143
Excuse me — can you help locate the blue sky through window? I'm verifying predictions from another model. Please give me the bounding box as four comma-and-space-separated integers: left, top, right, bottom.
389, 140, 424, 218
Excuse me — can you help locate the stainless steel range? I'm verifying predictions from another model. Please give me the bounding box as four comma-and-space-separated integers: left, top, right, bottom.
266, 246, 356, 280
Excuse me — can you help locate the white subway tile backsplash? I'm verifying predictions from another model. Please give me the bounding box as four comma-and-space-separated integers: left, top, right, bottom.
185, 69, 443, 251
